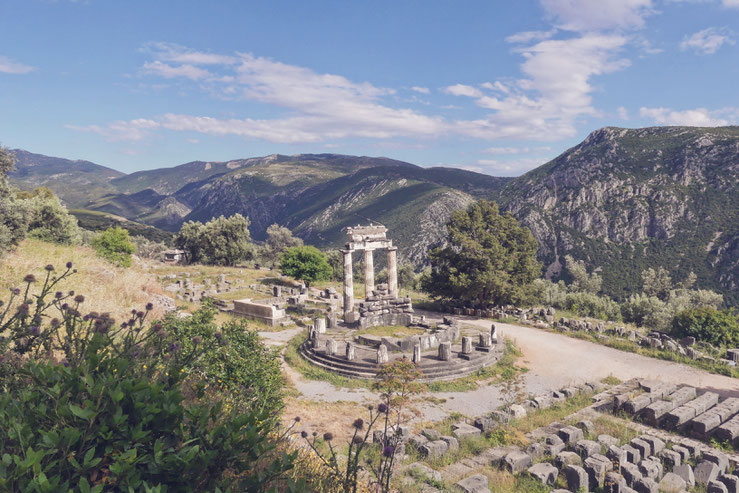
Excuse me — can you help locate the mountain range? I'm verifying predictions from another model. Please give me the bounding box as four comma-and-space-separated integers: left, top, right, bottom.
8, 125, 738, 306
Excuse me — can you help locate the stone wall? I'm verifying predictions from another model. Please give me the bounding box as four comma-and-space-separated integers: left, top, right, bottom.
357, 283, 413, 329
232, 298, 287, 326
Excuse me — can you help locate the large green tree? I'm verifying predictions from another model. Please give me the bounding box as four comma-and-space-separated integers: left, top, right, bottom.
175, 214, 253, 266
280, 245, 332, 287
262, 223, 303, 267
0, 147, 30, 253
422, 200, 541, 307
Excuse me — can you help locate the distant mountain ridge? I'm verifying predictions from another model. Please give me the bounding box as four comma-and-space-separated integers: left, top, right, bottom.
7, 127, 738, 305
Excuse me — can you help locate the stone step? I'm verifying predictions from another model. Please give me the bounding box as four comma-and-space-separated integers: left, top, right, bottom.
662, 392, 719, 430
692, 398, 739, 438
643, 386, 697, 425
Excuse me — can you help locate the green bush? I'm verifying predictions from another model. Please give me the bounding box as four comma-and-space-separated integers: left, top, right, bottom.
92, 226, 135, 267
671, 307, 739, 347
19, 187, 81, 245
175, 214, 253, 266
563, 291, 622, 321
0, 266, 298, 492
280, 245, 332, 287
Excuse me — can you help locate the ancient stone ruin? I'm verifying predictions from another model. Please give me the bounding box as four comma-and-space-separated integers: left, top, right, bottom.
341, 224, 412, 327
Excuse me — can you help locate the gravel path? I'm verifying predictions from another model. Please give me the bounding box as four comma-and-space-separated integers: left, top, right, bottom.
260, 314, 739, 420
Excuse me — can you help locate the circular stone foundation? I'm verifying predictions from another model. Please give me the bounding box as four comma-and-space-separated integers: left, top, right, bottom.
299, 322, 504, 382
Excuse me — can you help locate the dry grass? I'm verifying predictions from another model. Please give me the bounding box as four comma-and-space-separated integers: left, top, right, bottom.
0, 239, 165, 320
283, 398, 372, 443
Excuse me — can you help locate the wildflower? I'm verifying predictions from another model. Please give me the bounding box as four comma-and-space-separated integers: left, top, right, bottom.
301, 431, 308, 438
294, 416, 301, 422
66, 261, 73, 269
169, 342, 180, 353
69, 291, 75, 296
367, 404, 374, 411
74, 295, 85, 303
353, 436, 364, 444
378, 403, 388, 414
152, 323, 162, 331
136, 311, 144, 318
50, 318, 60, 328
24, 274, 36, 283
382, 445, 394, 458
61, 303, 69, 310
83, 315, 90, 321
61, 359, 69, 367
55, 291, 63, 299
17, 303, 29, 315
352, 418, 364, 430
192, 336, 202, 345
45, 264, 54, 271
214, 331, 223, 341
12, 288, 20, 295
145, 302, 153, 311
323, 432, 333, 442
121, 322, 128, 329
312, 432, 318, 437
29, 326, 40, 336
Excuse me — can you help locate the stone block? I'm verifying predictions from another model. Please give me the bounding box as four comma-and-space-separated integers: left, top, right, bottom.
621, 462, 642, 486
525, 442, 545, 460
533, 395, 553, 409
630, 438, 651, 460
710, 481, 730, 493
622, 444, 641, 464
605, 472, 628, 493
702, 450, 730, 473
720, 475, 739, 493
585, 456, 611, 489
671, 445, 690, 463
565, 464, 590, 493
695, 460, 721, 485
504, 451, 532, 473
716, 414, 739, 443
472, 416, 495, 433
658, 472, 686, 493
528, 462, 559, 485
577, 420, 596, 435
455, 474, 490, 493
672, 463, 694, 488
408, 434, 427, 448
509, 404, 527, 418
555, 451, 582, 469
639, 436, 665, 456
440, 436, 459, 453
599, 434, 620, 447
558, 425, 584, 444
607, 445, 627, 465
422, 428, 441, 441
419, 440, 448, 459
633, 477, 658, 493
453, 422, 483, 438
576, 439, 602, 458
438, 341, 452, 361
638, 459, 662, 480
545, 441, 566, 456
658, 449, 681, 470
376, 345, 389, 364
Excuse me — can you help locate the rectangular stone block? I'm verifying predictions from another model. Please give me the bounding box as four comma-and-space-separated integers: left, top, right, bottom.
715, 413, 739, 443
664, 406, 698, 429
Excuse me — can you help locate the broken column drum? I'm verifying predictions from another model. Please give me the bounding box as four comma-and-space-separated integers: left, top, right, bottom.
314, 317, 327, 334
439, 341, 452, 361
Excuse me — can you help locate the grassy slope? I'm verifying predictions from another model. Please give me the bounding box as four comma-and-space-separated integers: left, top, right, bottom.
70, 209, 174, 243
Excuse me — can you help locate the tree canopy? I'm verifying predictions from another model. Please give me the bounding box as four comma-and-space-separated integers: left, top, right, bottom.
175, 214, 253, 266
280, 245, 332, 287
262, 223, 303, 267
421, 200, 541, 307
93, 226, 136, 267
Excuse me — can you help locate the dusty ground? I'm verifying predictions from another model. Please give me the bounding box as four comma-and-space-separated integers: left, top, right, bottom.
267, 311, 739, 426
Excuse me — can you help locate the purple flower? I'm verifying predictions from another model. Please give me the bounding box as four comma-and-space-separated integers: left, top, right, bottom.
50, 318, 60, 328
29, 326, 40, 336
12, 288, 21, 296
168, 342, 180, 353
352, 436, 364, 444
121, 322, 128, 329
74, 295, 85, 303
66, 261, 73, 269
323, 432, 334, 442
61, 359, 69, 367
55, 291, 63, 299
214, 331, 223, 340
300, 431, 308, 438
17, 304, 29, 315
45, 264, 54, 272
145, 302, 153, 311
378, 403, 388, 414
61, 303, 69, 310
382, 446, 394, 458
352, 418, 364, 430
24, 274, 36, 283
192, 336, 202, 345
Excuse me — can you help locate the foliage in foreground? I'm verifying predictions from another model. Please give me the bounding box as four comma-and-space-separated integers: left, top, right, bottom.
0, 266, 299, 492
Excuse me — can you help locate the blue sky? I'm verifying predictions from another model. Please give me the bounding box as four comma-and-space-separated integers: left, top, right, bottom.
1, 0, 738, 176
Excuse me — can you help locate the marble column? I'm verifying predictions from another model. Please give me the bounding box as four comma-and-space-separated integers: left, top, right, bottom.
364, 249, 375, 298
387, 246, 398, 298
342, 249, 355, 322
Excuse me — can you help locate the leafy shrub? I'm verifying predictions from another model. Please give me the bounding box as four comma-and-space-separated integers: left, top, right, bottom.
18, 187, 81, 245
621, 293, 669, 329
563, 291, 622, 321
0, 266, 298, 492
280, 245, 332, 287
92, 226, 135, 267
672, 307, 739, 347
175, 214, 253, 266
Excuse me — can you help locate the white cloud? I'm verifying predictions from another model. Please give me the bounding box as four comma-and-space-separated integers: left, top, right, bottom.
505, 30, 557, 44
411, 86, 430, 94
617, 106, 629, 119
475, 157, 549, 176
143, 42, 237, 65
443, 84, 483, 98
0, 55, 35, 74
449, 34, 630, 141
541, 0, 654, 31
142, 61, 212, 80
483, 146, 552, 154
680, 27, 735, 54
639, 106, 737, 126
67, 118, 160, 142
723, 0, 739, 8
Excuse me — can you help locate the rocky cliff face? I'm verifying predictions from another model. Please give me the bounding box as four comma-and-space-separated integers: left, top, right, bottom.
497, 126, 739, 304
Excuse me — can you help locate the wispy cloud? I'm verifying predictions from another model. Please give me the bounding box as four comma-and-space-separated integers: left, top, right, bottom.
410, 86, 430, 94
680, 27, 735, 54
483, 146, 553, 155
540, 0, 655, 32
474, 157, 550, 176
639, 106, 738, 126
0, 55, 35, 74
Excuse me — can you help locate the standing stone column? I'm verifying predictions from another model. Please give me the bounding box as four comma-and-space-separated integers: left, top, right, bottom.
461, 336, 472, 354
377, 345, 389, 364
364, 249, 375, 298
479, 333, 492, 348
387, 247, 398, 298
412, 343, 422, 364
346, 343, 356, 361
326, 339, 337, 356
491, 324, 498, 344
342, 249, 355, 322
438, 341, 452, 361
314, 317, 326, 334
